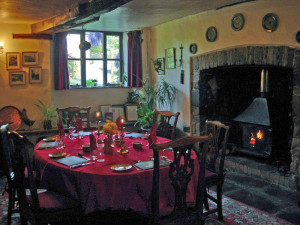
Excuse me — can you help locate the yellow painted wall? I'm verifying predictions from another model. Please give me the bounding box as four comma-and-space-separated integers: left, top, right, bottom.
0, 23, 51, 129
148, 0, 300, 131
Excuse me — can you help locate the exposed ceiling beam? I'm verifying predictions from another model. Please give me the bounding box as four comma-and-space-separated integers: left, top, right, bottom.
13, 33, 53, 40
31, 0, 132, 34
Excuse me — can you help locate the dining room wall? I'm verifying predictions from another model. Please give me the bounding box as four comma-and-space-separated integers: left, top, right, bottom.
0, 23, 52, 130
147, 0, 300, 132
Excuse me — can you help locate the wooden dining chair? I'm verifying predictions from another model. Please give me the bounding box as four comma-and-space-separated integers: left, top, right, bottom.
195, 120, 230, 224
153, 110, 180, 140
0, 124, 19, 225
151, 135, 212, 225
56, 106, 91, 130
6, 128, 83, 225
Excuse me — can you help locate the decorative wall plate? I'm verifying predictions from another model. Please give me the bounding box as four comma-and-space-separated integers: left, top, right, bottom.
189, 43, 198, 54
231, 13, 245, 31
206, 26, 217, 42
262, 13, 279, 32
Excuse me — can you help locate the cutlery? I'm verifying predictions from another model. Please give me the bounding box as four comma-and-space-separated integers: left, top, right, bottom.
71, 162, 95, 169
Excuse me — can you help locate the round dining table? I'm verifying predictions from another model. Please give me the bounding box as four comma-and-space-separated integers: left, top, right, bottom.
34, 131, 200, 216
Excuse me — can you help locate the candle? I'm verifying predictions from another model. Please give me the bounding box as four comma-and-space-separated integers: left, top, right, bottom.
96, 112, 101, 120
121, 118, 124, 125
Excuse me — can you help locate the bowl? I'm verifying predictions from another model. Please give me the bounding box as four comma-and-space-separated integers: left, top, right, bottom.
133, 142, 143, 149
82, 144, 91, 153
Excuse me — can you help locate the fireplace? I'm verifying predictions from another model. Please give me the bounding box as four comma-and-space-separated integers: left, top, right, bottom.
190, 46, 300, 186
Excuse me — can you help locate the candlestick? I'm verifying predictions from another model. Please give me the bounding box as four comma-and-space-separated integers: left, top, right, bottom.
96, 120, 102, 144
117, 126, 128, 154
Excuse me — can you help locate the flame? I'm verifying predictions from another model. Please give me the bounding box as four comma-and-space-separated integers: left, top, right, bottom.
250, 133, 256, 147
257, 130, 263, 140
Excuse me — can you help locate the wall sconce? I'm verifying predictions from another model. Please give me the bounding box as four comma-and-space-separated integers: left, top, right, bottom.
0, 42, 3, 54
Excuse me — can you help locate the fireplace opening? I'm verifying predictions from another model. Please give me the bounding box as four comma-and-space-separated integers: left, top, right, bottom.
199, 66, 293, 165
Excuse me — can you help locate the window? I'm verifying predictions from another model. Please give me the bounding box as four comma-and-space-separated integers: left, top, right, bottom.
67, 31, 123, 88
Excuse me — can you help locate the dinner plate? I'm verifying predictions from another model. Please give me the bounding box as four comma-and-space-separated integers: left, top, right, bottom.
49, 152, 66, 158
43, 137, 56, 142
111, 164, 132, 171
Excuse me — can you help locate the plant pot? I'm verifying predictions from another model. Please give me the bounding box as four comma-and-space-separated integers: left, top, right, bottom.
43, 120, 52, 130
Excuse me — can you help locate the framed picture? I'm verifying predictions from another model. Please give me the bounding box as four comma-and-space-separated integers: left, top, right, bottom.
9, 71, 26, 86
22, 51, 38, 66
29, 67, 42, 84
153, 58, 165, 75
125, 104, 138, 122
6, 52, 21, 70
165, 48, 176, 69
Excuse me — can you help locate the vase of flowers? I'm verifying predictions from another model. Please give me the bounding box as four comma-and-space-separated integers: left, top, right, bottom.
102, 120, 118, 154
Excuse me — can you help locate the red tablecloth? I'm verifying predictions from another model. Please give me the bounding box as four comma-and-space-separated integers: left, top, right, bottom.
34, 132, 200, 216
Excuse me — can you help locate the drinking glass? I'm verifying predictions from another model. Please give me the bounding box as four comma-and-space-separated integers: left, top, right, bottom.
90, 148, 98, 162
68, 125, 76, 139
97, 146, 105, 162
57, 135, 65, 150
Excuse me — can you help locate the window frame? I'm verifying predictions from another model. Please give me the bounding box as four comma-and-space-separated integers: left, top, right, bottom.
67, 30, 123, 88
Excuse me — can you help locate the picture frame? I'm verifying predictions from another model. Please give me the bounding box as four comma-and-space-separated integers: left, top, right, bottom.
153, 58, 165, 75
125, 104, 138, 122
22, 51, 38, 66
165, 48, 176, 69
9, 71, 26, 86
29, 67, 42, 84
6, 52, 21, 70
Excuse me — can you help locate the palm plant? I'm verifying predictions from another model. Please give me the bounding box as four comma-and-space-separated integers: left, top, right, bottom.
134, 78, 177, 130
34, 100, 57, 129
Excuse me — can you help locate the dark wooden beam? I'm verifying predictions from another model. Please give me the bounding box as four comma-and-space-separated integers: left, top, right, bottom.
13, 33, 53, 40
31, 0, 132, 34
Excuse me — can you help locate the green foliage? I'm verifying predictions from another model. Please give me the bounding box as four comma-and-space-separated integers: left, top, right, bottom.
134, 78, 177, 129
34, 100, 57, 122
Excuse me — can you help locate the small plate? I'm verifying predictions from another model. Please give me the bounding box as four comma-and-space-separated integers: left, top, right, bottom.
111, 164, 132, 171
49, 152, 66, 158
43, 137, 56, 142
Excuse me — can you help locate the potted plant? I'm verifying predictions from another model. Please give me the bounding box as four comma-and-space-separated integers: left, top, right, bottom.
134, 78, 177, 131
34, 100, 57, 130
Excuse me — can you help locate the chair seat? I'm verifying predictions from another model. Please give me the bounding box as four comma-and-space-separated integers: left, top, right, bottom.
27, 190, 81, 212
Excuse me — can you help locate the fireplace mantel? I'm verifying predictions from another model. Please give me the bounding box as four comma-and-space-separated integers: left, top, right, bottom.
191, 45, 300, 190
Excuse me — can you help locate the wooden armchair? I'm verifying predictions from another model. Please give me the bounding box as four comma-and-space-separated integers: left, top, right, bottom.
151, 135, 211, 225
56, 106, 91, 130
153, 110, 180, 140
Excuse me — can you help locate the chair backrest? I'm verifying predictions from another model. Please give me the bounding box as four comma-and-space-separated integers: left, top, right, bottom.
205, 120, 230, 176
56, 106, 91, 130
151, 135, 211, 224
0, 124, 15, 186
7, 129, 41, 213
153, 110, 180, 140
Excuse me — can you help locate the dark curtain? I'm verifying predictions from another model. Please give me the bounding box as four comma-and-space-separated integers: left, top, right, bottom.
54, 32, 70, 90
127, 30, 143, 87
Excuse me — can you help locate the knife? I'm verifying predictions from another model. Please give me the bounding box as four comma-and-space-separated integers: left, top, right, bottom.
70, 162, 95, 169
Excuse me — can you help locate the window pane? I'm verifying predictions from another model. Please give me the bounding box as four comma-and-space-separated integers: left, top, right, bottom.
68, 60, 81, 86
107, 35, 120, 59
86, 32, 104, 59
107, 60, 120, 84
67, 34, 81, 59
86, 60, 104, 86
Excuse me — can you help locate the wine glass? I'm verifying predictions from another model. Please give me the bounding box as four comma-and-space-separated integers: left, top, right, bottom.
68, 125, 76, 139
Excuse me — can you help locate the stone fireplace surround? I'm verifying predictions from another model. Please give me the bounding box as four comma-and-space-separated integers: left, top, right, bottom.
191, 45, 300, 190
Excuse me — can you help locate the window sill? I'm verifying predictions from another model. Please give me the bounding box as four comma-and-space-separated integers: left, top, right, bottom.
70, 85, 132, 89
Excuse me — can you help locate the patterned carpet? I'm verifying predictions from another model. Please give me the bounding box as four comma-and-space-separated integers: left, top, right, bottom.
0, 176, 294, 225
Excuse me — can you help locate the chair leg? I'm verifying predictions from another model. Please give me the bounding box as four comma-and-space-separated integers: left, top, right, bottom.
20, 215, 28, 225
7, 188, 15, 225
216, 184, 223, 221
